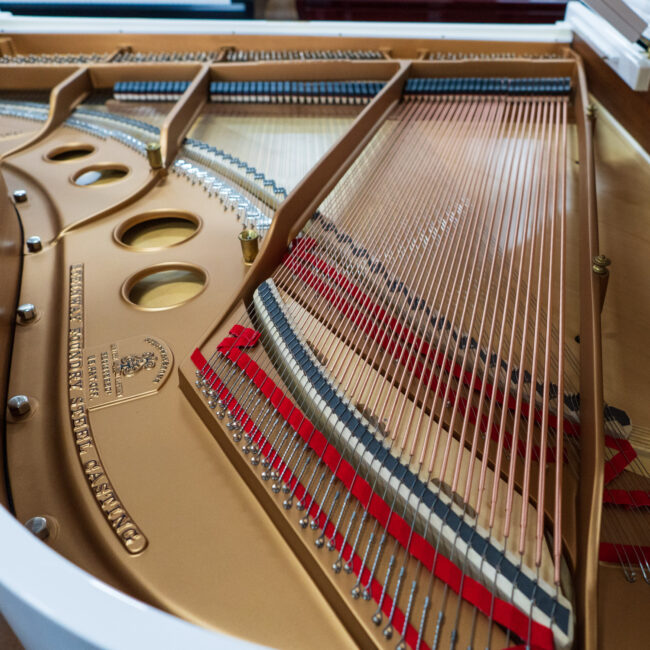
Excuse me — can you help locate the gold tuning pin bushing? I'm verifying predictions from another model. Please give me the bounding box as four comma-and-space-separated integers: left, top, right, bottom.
146, 142, 163, 170
238, 228, 259, 265
592, 254, 611, 275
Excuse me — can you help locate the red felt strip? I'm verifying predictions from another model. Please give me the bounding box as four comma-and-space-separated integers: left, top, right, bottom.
603, 489, 650, 508
603, 436, 637, 485
216, 324, 261, 352
599, 542, 650, 565
192, 344, 556, 650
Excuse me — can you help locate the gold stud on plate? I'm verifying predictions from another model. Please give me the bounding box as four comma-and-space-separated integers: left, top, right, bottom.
238, 227, 259, 265
146, 142, 163, 170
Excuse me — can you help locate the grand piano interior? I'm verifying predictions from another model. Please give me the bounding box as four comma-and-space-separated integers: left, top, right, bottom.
0, 2, 649, 649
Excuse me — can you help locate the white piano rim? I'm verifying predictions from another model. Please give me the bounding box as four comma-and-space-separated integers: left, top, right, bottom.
0, 506, 264, 649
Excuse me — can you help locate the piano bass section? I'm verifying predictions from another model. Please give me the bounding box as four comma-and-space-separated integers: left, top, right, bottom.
0, 35, 648, 650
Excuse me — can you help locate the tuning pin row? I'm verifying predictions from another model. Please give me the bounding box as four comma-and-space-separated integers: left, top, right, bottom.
172, 158, 270, 231
0, 103, 48, 124
112, 51, 217, 63
427, 51, 561, 61
113, 81, 190, 102
224, 49, 383, 62
404, 76, 571, 97
182, 138, 286, 209
209, 80, 384, 105
0, 52, 106, 64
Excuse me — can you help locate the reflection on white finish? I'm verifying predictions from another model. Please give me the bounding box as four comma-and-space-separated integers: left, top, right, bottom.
0, 505, 264, 650
566, 1, 650, 90
0, 13, 572, 42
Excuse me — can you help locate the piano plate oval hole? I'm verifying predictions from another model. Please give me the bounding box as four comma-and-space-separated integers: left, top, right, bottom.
73, 164, 128, 187
122, 264, 207, 311
45, 144, 95, 162
116, 211, 200, 251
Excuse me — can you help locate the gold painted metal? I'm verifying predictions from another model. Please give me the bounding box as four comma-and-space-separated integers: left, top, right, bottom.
122, 263, 207, 310
146, 142, 163, 170
161, 63, 211, 167
0, 172, 21, 508
115, 210, 200, 251
45, 143, 95, 162
73, 164, 129, 186
0, 34, 647, 650
0, 66, 92, 161
238, 228, 259, 265
82, 335, 174, 410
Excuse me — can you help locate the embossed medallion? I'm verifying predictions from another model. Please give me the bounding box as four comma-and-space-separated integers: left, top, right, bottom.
84, 335, 173, 410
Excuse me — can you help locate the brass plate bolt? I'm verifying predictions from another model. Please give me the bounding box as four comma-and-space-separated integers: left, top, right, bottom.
146, 142, 163, 170
8, 394, 31, 418
25, 516, 50, 541
26, 236, 42, 253
586, 103, 597, 120
17, 303, 36, 323
239, 228, 259, 265
592, 254, 611, 275
12, 189, 27, 203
